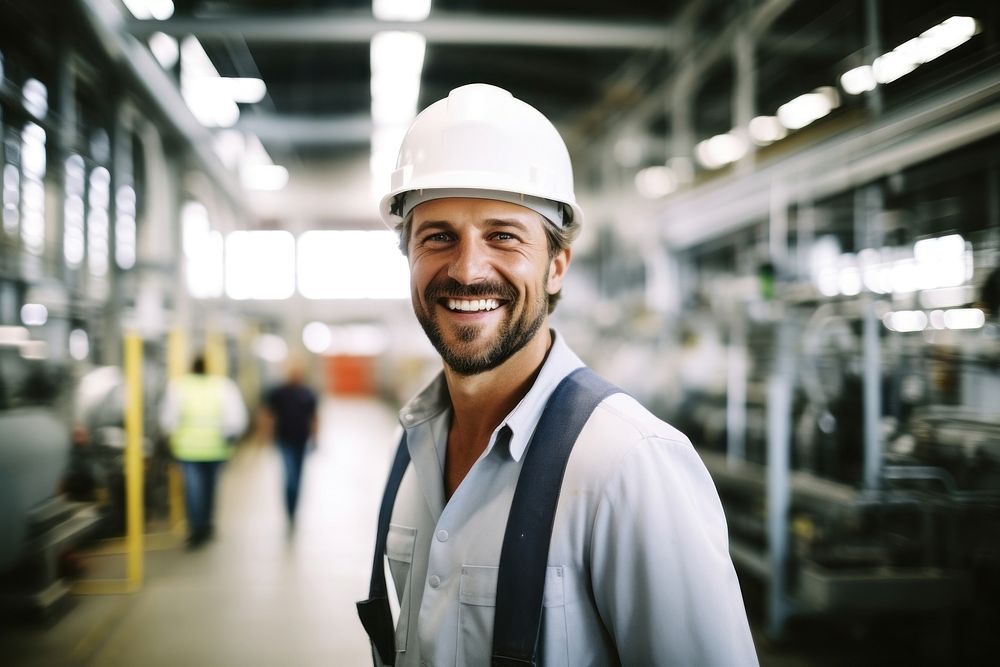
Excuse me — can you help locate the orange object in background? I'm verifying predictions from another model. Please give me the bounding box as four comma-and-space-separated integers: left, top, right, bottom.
326, 355, 376, 396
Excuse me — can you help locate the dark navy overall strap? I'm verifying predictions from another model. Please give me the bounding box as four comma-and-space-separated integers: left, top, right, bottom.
357, 433, 411, 666
491, 367, 622, 667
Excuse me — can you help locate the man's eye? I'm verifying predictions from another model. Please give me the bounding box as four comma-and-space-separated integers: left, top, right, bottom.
424, 233, 451, 243
492, 232, 516, 241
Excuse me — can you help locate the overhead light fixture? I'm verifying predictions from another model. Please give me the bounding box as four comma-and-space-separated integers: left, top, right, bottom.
777, 87, 839, 131
882, 310, 928, 333
225, 230, 296, 300
218, 78, 267, 104
694, 132, 748, 169
122, 0, 175, 20
373, 0, 431, 22
845, 16, 978, 93
943, 308, 985, 330
840, 66, 877, 95
748, 116, 787, 145
370, 30, 426, 197
180, 37, 243, 128
298, 230, 410, 300
20, 303, 48, 326
148, 32, 179, 69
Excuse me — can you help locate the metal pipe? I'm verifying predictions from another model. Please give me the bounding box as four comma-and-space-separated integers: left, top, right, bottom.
766, 315, 795, 638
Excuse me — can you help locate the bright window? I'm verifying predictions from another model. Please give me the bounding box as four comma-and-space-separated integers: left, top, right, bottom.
298, 230, 409, 299
225, 230, 296, 300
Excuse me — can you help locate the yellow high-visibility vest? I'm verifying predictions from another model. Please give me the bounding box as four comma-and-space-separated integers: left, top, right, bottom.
170, 375, 230, 461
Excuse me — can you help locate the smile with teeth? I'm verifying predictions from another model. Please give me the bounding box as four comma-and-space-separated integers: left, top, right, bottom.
446, 298, 501, 312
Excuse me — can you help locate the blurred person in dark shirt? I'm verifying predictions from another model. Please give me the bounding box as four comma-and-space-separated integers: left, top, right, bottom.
265, 361, 318, 526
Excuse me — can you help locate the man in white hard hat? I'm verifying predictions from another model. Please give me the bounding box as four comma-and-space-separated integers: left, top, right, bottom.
359, 84, 757, 666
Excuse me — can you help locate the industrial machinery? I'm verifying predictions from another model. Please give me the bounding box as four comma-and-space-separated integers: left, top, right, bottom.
0, 347, 100, 619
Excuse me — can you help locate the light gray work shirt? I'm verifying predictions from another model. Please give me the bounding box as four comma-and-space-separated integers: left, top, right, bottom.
379, 331, 757, 666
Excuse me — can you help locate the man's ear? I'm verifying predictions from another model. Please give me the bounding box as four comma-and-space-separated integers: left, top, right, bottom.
546, 247, 571, 295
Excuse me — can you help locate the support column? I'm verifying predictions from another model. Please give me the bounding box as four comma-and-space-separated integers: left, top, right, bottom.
733, 28, 756, 174
123, 331, 145, 590
767, 314, 795, 639
857, 185, 884, 490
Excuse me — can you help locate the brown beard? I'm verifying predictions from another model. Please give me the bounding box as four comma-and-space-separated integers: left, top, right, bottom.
414, 274, 549, 375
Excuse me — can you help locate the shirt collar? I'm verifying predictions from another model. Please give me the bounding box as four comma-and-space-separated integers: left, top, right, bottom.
400, 329, 584, 463
501, 329, 584, 461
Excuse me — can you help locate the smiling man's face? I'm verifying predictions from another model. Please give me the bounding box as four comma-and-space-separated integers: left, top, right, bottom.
407, 197, 569, 376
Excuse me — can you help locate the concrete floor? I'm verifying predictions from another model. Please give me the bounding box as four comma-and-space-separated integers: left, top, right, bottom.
1, 394, 927, 666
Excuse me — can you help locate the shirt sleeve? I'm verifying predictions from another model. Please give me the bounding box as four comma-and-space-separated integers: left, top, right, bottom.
221, 378, 248, 439
590, 436, 759, 666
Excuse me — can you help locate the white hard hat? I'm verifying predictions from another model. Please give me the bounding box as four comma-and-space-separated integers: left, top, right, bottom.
379, 83, 583, 228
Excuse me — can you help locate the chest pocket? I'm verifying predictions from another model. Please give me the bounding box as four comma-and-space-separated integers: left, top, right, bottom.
386, 524, 417, 650
457, 565, 569, 667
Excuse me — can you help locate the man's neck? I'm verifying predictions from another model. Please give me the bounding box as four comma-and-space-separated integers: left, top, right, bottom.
444, 328, 553, 437
440, 329, 553, 501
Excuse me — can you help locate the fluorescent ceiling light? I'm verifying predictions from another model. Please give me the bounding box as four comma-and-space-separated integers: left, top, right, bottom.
225, 231, 296, 300
883, 310, 927, 333
840, 66, 877, 95
695, 132, 748, 169
298, 230, 410, 299
148, 32, 179, 69
21, 303, 48, 326
229, 78, 267, 104
373, 0, 431, 22
943, 308, 985, 330
872, 51, 918, 84
241, 164, 289, 191
865, 16, 979, 88
21, 79, 48, 119
919, 17, 978, 57
777, 91, 834, 130
748, 115, 787, 145
122, 0, 175, 20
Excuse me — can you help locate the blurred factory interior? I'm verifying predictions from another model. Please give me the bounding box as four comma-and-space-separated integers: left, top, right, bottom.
1, 0, 999, 664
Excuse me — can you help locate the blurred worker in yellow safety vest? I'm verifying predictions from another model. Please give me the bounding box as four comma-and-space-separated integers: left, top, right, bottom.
159, 355, 247, 549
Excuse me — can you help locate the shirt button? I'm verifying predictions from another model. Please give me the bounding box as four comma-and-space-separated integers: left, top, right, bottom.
429, 575, 441, 588
436, 529, 449, 542
403, 413, 414, 423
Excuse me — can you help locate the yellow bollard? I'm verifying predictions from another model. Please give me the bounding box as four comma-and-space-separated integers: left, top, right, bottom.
167, 329, 188, 535
123, 331, 144, 590
74, 331, 146, 594
205, 329, 227, 377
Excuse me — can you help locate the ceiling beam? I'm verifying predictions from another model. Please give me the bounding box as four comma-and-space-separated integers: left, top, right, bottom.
128, 11, 689, 50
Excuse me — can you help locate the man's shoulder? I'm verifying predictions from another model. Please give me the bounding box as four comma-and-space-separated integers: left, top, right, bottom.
567, 391, 693, 476
592, 391, 689, 444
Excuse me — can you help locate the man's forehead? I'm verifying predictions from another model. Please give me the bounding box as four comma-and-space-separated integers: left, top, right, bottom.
411, 197, 545, 225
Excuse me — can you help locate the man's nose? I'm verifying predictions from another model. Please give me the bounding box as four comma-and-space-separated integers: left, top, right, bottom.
447, 237, 490, 285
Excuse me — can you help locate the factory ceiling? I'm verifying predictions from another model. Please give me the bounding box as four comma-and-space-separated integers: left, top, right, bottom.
3, 0, 997, 225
